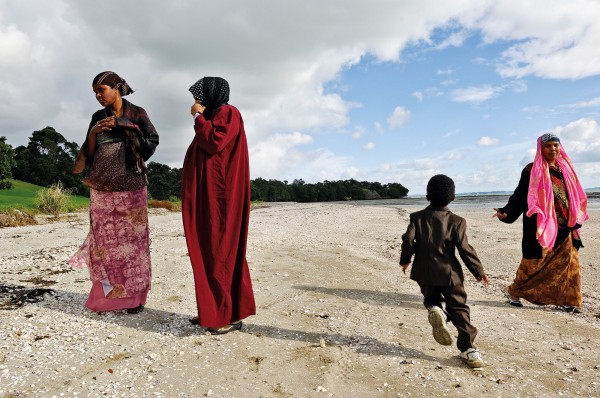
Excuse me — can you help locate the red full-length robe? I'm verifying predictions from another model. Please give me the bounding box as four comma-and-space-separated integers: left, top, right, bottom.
181, 104, 256, 328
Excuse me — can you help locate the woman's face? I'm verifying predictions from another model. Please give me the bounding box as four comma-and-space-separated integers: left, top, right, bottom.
541, 140, 560, 164
93, 84, 119, 107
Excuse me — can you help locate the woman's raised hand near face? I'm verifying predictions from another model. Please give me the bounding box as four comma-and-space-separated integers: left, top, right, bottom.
191, 101, 206, 116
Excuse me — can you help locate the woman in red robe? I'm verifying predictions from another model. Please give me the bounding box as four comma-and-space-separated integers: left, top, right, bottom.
182, 77, 256, 334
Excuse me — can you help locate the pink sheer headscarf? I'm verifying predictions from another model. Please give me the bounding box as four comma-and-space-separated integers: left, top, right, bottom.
526, 134, 589, 249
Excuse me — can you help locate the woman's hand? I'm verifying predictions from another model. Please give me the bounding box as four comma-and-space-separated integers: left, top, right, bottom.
90, 116, 116, 135
191, 101, 206, 116
477, 275, 490, 285
492, 208, 507, 220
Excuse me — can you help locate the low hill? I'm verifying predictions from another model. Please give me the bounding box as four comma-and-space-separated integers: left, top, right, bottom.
0, 180, 89, 212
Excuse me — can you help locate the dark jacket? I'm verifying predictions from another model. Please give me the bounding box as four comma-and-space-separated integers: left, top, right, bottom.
498, 163, 541, 259
400, 205, 485, 286
85, 98, 159, 169
498, 163, 581, 259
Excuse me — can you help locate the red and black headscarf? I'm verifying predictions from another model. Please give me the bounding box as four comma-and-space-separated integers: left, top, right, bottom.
93, 71, 134, 96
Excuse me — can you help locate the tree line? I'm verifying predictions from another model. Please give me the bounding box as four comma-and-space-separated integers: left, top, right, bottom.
0, 127, 409, 202
250, 178, 408, 202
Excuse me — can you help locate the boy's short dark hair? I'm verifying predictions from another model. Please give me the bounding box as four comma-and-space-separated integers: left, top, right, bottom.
426, 174, 455, 206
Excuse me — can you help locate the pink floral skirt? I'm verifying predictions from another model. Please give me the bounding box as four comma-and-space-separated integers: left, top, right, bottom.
69, 187, 151, 312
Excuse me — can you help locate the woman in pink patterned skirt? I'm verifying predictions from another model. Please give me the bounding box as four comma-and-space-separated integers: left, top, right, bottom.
70, 71, 159, 314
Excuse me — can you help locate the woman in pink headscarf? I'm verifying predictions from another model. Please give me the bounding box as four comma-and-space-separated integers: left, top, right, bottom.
493, 133, 588, 313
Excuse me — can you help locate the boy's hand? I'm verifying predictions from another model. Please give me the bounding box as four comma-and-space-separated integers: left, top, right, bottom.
477, 275, 489, 285
400, 263, 410, 274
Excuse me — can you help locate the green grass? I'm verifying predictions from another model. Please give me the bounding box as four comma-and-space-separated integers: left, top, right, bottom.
0, 180, 89, 212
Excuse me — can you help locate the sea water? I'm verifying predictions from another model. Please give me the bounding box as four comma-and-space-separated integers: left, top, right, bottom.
346, 192, 600, 210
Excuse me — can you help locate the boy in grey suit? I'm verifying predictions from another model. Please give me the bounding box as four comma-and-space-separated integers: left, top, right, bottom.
400, 175, 489, 368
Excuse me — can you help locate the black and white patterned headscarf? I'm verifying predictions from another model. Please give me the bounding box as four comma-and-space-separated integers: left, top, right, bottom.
189, 79, 205, 103
93, 71, 134, 96
540, 132, 560, 144
189, 77, 230, 119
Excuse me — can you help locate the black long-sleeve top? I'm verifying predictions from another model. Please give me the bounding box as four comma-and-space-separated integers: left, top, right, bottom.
498, 163, 580, 259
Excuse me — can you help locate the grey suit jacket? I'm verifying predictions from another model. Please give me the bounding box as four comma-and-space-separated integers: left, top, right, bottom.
400, 205, 485, 286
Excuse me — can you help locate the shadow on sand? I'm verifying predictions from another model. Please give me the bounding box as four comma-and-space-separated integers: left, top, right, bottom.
293, 284, 513, 310
2, 282, 464, 366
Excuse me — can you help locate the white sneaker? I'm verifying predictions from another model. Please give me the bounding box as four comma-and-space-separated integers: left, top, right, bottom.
427, 306, 452, 346
460, 348, 485, 368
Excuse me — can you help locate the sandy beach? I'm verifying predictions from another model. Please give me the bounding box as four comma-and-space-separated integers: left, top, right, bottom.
1, 202, 599, 397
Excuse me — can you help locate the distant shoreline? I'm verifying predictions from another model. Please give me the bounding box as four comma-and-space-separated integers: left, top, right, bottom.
408, 190, 600, 198
343, 191, 600, 209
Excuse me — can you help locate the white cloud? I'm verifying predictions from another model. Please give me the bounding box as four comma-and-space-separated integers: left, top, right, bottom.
351, 127, 366, 139
376, 163, 391, 172
499, 118, 600, 189
440, 79, 458, 86
0, 25, 31, 70
415, 87, 445, 101
442, 129, 460, 138
552, 118, 600, 163
368, 157, 444, 194
522, 105, 543, 113
509, 80, 528, 93
444, 152, 465, 161
2, 0, 600, 191
2, 0, 485, 167
521, 148, 537, 167
474, 1, 600, 79
305, 151, 359, 182
249, 132, 314, 179
364, 142, 375, 150
387, 106, 411, 129
436, 30, 470, 49
478, 136, 500, 146
451, 85, 502, 103
562, 97, 600, 109
436, 67, 457, 75
575, 162, 600, 189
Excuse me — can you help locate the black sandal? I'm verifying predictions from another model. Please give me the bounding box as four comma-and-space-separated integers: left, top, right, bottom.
207, 321, 243, 335
503, 292, 523, 307
126, 304, 144, 314
556, 306, 581, 314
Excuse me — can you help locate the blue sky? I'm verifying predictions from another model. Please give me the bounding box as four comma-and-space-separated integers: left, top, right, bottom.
373, 43, 589, 166
269, 27, 600, 193
1, 0, 599, 194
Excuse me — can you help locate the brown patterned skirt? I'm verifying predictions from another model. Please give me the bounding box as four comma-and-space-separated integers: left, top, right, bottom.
508, 232, 581, 307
